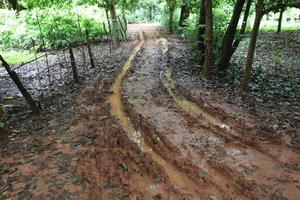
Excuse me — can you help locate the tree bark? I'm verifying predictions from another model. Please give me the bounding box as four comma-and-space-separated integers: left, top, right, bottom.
107, 0, 120, 46
8, 0, 17, 10
0, 55, 40, 114
232, 0, 252, 50
69, 47, 80, 84
277, 9, 284, 33
264, 2, 300, 14
167, 0, 176, 34
179, 0, 190, 27
219, 0, 252, 71
240, 0, 264, 92
203, 0, 213, 80
198, 0, 206, 65
149, 6, 153, 21
218, 0, 246, 72
169, 8, 175, 33
85, 30, 95, 68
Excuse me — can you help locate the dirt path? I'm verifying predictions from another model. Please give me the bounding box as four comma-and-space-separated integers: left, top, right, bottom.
1, 24, 299, 200
119, 29, 300, 199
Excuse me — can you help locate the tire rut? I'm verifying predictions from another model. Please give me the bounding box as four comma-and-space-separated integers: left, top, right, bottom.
122, 35, 300, 200
107, 32, 206, 199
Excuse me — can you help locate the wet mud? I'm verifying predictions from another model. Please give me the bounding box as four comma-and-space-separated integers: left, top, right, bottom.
0, 24, 299, 200
120, 30, 300, 199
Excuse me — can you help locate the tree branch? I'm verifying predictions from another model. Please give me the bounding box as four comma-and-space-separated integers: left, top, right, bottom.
264, 1, 300, 14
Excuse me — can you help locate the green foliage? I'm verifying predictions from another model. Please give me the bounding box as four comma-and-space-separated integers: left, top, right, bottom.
26, 8, 104, 49
213, 8, 231, 51
161, 8, 181, 32
0, 49, 36, 65
0, 7, 105, 51
181, 14, 198, 42
180, 7, 230, 56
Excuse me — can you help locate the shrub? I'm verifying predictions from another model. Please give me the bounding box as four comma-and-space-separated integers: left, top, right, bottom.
0, 7, 105, 51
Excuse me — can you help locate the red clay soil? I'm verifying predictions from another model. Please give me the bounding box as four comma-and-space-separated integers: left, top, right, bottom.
0, 24, 299, 200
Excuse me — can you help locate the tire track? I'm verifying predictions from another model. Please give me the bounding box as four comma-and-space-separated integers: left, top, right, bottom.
107, 32, 206, 199
160, 43, 300, 200
122, 35, 300, 199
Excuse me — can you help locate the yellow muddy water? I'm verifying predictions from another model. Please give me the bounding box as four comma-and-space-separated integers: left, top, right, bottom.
162, 67, 230, 131
107, 34, 201, 197
161, 67, 300, 200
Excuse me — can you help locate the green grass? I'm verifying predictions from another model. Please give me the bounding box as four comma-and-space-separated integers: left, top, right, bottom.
259, 25, 300, 32
0, 49, 36, 65
245, 18, 300, 33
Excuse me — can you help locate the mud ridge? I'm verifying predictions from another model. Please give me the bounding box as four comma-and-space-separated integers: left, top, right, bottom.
121, 37, 261, 199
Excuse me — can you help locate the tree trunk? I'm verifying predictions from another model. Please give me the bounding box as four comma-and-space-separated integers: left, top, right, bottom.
179, 0, 190, 27
149, 6, 153, 21
8, 0, 17, 10
221, 0, 252, 70
232, 0, 252, 50
85, 30, 95, 68
240, 0, 264, 92
218, 0, 246, 72
169, 9, 174, 34
105, 9, 113, 44
108, 1, 120, 46
277, 9, 284, 33
203, 0, 213, 80
0, 55, 40, 114
69, 47, 80, 84
0, 0, 5, 9
198, 0, 206, 65
167, 0, 176, 34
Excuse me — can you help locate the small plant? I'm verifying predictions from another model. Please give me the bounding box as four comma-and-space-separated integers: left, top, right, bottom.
198, 170, 208, 178
233, 111, 241, 119
235, 177, 242, 185
150, 133, 159, 143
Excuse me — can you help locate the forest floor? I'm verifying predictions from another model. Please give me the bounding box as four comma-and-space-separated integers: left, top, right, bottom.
0, 24, 299, 200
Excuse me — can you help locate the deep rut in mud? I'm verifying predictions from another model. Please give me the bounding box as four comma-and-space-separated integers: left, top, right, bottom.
107, 33, 204, 199
107, 29, 300, 200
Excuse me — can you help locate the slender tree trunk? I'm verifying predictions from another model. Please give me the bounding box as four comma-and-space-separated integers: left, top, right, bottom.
220, 0, 252, 71
198, 0, 206, 65
0, 0, 5, 9
167, 0, 176, 34
8, 0, 17, 10
105, 9, 113, 44
179, 0, 190, 27
108, 1, 120, 46
0, 55, 40, 114
69, 47, 80, 84
203, 0, 213, 80
232, 0, 252, 50
149, 6, 153, 21
169, 9, 175, 34
218, 0, 246, 72
277, 9, 284, 33
240, 0, 264, 92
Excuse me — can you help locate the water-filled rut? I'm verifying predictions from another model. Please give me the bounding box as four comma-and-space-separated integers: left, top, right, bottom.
122, 34, 300, 199
107, 33, 202, 198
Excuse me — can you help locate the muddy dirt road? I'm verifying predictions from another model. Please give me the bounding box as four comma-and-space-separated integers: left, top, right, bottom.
1, 24, 299, 200
116, 26, 300, 199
